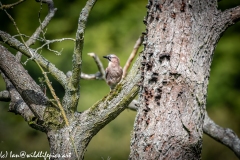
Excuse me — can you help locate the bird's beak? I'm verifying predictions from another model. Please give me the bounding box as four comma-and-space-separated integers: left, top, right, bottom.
103, 55, 110, 61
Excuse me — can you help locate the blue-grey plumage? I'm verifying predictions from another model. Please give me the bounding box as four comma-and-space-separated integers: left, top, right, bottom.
103, 54, 123, 90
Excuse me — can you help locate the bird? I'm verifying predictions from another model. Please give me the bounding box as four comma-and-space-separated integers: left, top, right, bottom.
103, 54, 123, 90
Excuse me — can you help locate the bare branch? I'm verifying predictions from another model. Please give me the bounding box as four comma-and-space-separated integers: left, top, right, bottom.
87, 52, 105, 80
68, 70, 102, 80
69, 72, 102, 80
26, 0, 56, 45
15, 0, 57, 61
66, 53, 105, 80
0, 30, 67, 88
80, 72, 102, 80
203, 111, 240, 158
0, 90, 10, 102
63, 0, 97, 112
122, 34, 144, 78
217, 5, 240, 34
0, 0, 25, 10
224, 5, 240, 23
71, 0, 97, 88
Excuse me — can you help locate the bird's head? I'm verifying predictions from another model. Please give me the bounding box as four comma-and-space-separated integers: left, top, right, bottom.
103, 54, 120, 66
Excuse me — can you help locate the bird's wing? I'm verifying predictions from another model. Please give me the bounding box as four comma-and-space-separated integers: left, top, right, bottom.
105, 66, 123, 83
105, 68, 111, 79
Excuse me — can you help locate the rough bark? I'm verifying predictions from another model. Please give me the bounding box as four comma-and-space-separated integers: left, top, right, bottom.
129, 0, 237, 159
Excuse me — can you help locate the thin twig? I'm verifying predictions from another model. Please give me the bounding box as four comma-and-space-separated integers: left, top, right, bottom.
80, 72, 102, 80
35, 38, 75, 55
0, 0, 25, 10
27, 0, 56, 46
12, 33, 44, 42
38, 0, 47, 40
67, 71, 102, 80
15, 0, 57, 61
35, 62, 69, 126
0, 2, 33, 58
122, 34, 144, 78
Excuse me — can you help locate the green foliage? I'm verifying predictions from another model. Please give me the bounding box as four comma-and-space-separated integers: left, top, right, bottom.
0, 0, 240, 159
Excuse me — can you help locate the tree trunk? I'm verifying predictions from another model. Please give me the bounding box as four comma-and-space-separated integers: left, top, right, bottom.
129, 0, 222, 159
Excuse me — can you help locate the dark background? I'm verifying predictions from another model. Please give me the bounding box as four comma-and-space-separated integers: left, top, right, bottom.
0, 0, 239, 159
